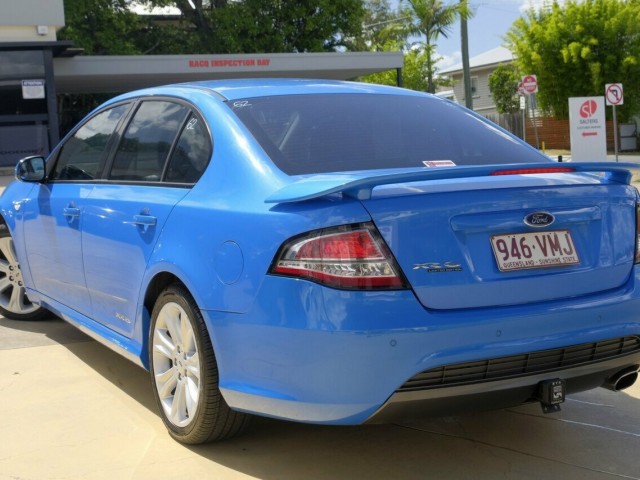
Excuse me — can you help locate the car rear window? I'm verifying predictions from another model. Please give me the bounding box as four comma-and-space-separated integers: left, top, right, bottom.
229, 93, 549, 175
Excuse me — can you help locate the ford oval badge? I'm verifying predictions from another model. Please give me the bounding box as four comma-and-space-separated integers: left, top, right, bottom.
524, 212, 555, 227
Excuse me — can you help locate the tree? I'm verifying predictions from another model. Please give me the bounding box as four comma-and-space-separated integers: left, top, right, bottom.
404, 0, 472, 93
58, 0, 144, 54
138, 0, 366, 53
358, 0, 454, 92
488, 63, 521, 114
353, 0, 412, 52
506, 0, 640, 120
360, 44, 452, 92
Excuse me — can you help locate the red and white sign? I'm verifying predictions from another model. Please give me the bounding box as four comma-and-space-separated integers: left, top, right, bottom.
579, 99, 598, 118
568, 96, 607, 162
423, 160, 456, 168
605, 83, 623, 106
521, 75, 538, 94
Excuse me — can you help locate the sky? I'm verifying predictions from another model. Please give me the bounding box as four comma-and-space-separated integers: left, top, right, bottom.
409, 0, 546, 71
433, 1, 524, 69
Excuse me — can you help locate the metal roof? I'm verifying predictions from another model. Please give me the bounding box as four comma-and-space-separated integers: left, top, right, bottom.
52, 51, 404, 94
440, 46, 513, 75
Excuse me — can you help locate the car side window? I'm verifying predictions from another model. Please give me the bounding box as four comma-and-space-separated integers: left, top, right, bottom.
51, 104, 129, 181
109, 101, 189, 182
164, 114, 211, 184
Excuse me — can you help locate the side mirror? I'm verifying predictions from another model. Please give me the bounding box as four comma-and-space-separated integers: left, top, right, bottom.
16, 156, 46, 183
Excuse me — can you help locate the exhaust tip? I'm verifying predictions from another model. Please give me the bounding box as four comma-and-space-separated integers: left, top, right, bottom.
602, 366, 639, 392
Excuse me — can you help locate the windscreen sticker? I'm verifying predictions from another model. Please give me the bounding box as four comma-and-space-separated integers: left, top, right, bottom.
423, 160, 457, 168
233, 100, 252, 108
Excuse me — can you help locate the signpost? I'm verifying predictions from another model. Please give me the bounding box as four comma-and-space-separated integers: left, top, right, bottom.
521, 75, 539, 148
605, 83, 623, 161
518, 83, 526, 142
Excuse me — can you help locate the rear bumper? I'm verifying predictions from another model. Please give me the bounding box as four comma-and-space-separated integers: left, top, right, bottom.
204, 273, 640, 425
366, 350, 640, 424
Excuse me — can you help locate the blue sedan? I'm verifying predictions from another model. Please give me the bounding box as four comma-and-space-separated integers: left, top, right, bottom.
2, 79, 640, 444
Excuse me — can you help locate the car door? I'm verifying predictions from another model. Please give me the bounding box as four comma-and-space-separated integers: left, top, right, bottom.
81, 100, 210, 336
22, 104, 131, 317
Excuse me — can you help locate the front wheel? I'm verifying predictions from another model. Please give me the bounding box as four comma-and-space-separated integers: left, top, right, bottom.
149, 283, 250, 444
0, 224, 48, 321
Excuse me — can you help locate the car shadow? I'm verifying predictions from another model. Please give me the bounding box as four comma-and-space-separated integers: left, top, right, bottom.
0, 314, 91, 348
3, 315, 640, 479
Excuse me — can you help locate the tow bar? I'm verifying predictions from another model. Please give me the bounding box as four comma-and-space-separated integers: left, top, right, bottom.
537, 378, 566, 413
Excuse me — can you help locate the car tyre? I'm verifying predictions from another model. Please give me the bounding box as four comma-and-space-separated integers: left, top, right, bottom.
0, 223, 48, 321
149, 283, 250, 444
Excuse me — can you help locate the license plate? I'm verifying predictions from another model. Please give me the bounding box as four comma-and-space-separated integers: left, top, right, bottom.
490, 230, 579, 272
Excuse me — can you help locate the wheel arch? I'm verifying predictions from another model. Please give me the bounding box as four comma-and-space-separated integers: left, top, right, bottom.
139, 270, 201, 369
0, 212, 13, 231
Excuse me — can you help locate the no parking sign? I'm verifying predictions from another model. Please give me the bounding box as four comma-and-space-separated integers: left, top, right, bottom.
605, 84, 624, 106
605, 83, 624, 160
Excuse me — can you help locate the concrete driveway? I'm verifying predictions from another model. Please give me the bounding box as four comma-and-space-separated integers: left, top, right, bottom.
1, 314, 639, 480
1, 158, 640, 479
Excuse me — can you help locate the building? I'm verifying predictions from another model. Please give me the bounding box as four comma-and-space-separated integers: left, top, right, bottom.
0, 0, 403, 167
439, 46, 514, 116
0, 0, 71, 166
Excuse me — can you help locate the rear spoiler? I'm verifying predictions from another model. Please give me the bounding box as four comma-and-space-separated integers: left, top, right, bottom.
265, 162, 640, 204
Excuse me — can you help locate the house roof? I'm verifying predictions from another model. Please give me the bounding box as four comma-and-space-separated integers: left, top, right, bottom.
440, 46, 513, 75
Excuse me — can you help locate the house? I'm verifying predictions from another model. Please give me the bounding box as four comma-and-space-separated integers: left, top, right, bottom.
439, 46, 514, 116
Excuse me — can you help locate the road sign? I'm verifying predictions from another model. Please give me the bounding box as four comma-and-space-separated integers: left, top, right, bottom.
569, 97, 607, 162
605, 83, 623, 106
605, 83, 624, 160
521, 75, 538, 94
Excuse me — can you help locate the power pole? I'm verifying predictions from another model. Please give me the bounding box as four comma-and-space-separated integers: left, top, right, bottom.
460, 1, 473, 109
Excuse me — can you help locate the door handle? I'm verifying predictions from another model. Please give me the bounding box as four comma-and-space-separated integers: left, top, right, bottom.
132, 214, 157, 227
63, 206, 80, 218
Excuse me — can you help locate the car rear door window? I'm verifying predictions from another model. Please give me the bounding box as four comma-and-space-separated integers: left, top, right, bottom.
51, 104, 129, 181
164, 114, 211, 184
109, 101, 189, 182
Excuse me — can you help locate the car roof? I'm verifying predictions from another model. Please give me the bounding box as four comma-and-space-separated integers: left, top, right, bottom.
110, 78, 427, 104
183, 78, 425, 101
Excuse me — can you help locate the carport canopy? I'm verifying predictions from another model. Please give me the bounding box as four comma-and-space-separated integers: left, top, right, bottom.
53, 51, 404, 94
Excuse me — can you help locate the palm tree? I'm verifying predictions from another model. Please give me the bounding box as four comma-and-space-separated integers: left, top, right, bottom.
404, 0, 472, 93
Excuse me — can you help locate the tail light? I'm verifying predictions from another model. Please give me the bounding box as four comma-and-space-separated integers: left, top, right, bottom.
490, 167, 576, 176
636, 204, 640, 264
270, 223, 407, 290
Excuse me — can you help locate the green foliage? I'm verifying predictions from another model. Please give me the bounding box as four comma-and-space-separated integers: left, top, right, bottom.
352, 0, 413, 52
360, 44, 452, 92
488, 63, 521, 114
137, 0, 366, 54
58, 0, 144, 54
404, 0, 472, 92
506, 0, 640, 120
